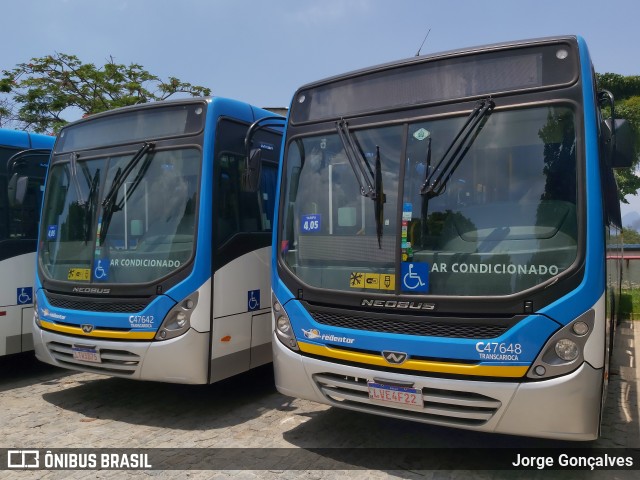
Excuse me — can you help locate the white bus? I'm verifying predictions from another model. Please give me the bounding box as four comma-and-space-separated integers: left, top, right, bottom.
32, 97, 284, 383
1, 128, 54, 356
272, 36, 634, 440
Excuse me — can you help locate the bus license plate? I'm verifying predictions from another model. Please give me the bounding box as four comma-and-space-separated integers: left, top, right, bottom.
72, 346, 101, 363
367, 382, 423, 410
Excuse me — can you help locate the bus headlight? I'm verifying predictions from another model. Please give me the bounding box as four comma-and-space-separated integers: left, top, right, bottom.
277, 315, 291, 334
273, 293, 298, 351
572, 321, 589, 336
34, 295, 41, 328
155, 292, 199, 341
527, 309, 594, 380
555, 339, 579, 362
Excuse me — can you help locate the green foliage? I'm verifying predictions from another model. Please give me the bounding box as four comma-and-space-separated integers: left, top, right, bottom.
619, 292, 633, 318
597, 73, 640, 202
620, 289, 640, 320
597, 73, 640, 101
615, 96, 640, 201
0, 53, 211, 133
621, 227, 640, 244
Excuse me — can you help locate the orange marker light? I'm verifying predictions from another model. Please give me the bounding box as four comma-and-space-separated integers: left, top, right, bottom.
220, 335, 231, 342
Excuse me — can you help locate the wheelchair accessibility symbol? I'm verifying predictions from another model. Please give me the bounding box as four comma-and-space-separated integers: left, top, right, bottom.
93, 259, 109, 281
248, 289, 260, 312
17, 287, 33, 305
401, 262, 429, 293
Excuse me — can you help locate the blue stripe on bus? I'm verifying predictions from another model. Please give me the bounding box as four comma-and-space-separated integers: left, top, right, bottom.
539, 36, 604, 326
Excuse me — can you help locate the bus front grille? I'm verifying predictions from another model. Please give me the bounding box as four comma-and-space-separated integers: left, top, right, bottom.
46, 341, 140, 376
310, 311, 508, 339
312, 373, 501, 427
46, 296, 148, 313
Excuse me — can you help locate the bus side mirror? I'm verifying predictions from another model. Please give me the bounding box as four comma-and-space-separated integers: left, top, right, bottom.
604, 118, 636, 168
7, 173, 28, 207
241, 148, 262, 192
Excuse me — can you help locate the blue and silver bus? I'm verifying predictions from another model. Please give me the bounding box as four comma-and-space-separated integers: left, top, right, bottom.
271, 36, 635, 440
33, 97, 283, 383
0, 128, 54, 357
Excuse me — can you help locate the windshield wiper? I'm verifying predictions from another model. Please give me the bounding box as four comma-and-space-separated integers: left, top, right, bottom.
373, 146, 385, 248
336, 119, 376, 198
335, 120, 385, 247
83, 169, 100, 243
69, 152, 85, 205
102, 142, 155, 210
99, 142, 155, 246
420, 98, 494, 198
67, 152, 99, 243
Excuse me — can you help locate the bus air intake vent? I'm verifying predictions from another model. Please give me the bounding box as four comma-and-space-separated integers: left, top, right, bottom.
312, 373, 501, 427
46, 296, 147, 313
46, 341, 140, 376
309, 311, 508, 339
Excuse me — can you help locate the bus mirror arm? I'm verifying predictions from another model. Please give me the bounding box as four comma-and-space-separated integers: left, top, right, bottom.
242, 116, 285, 193
242, 148, 262, 192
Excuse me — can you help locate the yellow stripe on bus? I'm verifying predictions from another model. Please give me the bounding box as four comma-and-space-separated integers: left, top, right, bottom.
40, 320, 156, 340
298, 341, 529, 378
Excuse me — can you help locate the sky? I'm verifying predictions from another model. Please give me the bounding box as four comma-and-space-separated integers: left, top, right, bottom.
5, 0, 640, 213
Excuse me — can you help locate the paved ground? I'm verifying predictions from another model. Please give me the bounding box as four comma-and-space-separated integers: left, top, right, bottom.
0, 319, 638, 479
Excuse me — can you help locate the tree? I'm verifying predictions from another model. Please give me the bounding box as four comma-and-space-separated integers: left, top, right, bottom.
0, 53, 211, 133
597, 73, 640, 202
611, 226, 640, 245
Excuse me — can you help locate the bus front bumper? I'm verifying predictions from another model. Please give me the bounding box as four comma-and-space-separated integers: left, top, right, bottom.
33, 319, 210, 384
273, 333, 603, 441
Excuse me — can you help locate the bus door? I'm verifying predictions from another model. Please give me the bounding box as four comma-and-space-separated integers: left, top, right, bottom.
1, 149, 50, 354
210, 119, 281, 382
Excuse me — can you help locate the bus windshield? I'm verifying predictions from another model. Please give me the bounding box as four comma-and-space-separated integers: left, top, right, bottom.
39, 147, 200, 285
280, 104, 578, 296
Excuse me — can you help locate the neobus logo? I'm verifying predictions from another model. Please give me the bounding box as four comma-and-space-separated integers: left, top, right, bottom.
382, 351, 408, 365
361, 299, 436, 311
72, 287, 111, 294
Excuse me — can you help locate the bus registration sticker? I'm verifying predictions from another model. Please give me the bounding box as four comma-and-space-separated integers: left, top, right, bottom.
72, 346, 101, 363
367, 382, 423, 411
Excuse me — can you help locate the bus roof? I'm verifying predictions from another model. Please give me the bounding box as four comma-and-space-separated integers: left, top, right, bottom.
293, 35, 581, 94
54, 97, 284, 154
59, 96, 282, 131
0, 128, 55, 150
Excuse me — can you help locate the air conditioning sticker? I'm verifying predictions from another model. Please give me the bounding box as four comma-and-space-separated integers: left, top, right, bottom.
349, 272, 395, 291
68, 268, 91, 281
